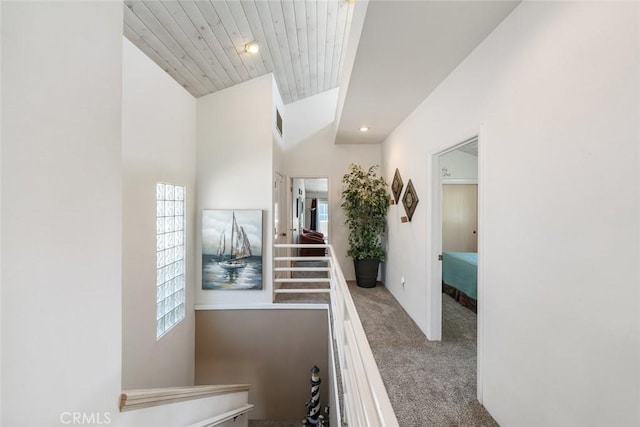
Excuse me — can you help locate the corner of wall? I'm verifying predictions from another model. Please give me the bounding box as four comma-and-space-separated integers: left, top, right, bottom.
196, 75, 277, 306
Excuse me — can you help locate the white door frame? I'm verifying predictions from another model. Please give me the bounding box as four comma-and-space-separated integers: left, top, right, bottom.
428, 131, 485, 403
273, 171, 288, 301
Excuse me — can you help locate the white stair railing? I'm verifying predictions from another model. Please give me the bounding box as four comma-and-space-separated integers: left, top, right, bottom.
273, 244, 331, 296
273, 244, 399, 427
118, 384, 252, 427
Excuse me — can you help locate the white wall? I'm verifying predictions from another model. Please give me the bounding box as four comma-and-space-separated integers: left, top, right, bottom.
382, 2, 639, 425
440, 150, 477, 181
195, 308, 329, 420
1, 2, 124, 424
196, 74, 276, 305
0, 1, 3, 421
283, 89, 381, 279
121, 38, 197, 389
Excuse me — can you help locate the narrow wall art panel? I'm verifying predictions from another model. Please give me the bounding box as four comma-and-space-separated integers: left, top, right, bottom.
392, 168, 404, 203
202, 210, 263, 290
402, 180, 419, 222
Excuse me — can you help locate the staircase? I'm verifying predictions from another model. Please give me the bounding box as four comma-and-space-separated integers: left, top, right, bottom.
274, 259, 331, 304
273, 243, 399, 427
118, 384, 253, 426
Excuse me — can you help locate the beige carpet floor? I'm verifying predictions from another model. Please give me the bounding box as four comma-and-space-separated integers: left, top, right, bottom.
268, 260, 497, 426
348, 281, 498, 427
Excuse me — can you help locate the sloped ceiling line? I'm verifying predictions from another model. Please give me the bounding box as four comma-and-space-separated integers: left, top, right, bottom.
124, 0, 355, 104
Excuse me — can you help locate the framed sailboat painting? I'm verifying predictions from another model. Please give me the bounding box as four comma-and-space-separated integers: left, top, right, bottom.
202, 210, 263, 290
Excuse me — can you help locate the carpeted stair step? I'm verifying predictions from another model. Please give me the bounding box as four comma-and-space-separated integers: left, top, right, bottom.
274, 260, 331, 304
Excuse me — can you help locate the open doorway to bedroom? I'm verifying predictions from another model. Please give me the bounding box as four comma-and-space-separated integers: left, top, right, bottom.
431, 136, 483, 402
440, 141, 478, 313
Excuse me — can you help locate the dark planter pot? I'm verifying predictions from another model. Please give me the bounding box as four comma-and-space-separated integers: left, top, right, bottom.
354, 258, 380, 288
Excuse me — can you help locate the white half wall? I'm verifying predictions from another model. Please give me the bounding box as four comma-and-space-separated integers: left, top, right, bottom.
382, 2, 639, 426
121, 37, 197, 389
119, 391, 250, 427
196, 75, 276, 305
1, 2, 123, 424
0, 1, 3, 421
283, 89, 381, 279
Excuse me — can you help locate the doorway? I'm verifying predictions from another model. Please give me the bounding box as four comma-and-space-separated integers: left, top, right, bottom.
290, 177, 330, 244
430, 135, 483, 402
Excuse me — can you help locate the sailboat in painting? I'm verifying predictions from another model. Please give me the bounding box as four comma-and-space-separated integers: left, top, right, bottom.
216, 232, 225, 259
219, 212, 252, 270
202, 209, 262, 290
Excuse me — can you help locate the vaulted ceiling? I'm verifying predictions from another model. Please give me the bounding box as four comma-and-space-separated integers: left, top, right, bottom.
123, 1, 520, 145
123, 0, 355, 104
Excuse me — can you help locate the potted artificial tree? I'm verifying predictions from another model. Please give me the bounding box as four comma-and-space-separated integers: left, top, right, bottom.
341, 164, 390, 288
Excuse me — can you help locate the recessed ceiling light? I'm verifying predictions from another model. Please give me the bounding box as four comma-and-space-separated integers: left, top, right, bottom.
244, 41, 260, 54
359, 126, 369, 132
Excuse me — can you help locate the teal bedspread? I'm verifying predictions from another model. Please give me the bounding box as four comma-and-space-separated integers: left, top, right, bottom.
442, 252, 477, 299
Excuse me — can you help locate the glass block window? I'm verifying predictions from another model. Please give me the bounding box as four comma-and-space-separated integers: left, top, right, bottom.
156, 183, 186, 339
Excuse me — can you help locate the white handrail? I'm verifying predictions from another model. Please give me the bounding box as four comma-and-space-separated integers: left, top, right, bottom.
273, 244, 399, 427
119, 384, 250, 412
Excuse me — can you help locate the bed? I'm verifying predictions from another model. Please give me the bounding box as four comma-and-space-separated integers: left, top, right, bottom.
442, 252, 477, 312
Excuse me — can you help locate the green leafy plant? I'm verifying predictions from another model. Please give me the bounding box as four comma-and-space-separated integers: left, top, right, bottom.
341, 164, 390, 261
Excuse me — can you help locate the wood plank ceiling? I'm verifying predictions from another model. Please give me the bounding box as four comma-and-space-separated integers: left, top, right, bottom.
124, 0, 355, 104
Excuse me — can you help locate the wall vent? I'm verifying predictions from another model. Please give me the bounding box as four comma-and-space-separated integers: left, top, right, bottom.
276, 108, 283, 136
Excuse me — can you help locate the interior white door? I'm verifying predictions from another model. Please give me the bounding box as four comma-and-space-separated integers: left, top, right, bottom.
291, 178, 305, 243
274, 172, 286, 245
442, 184, 478, 252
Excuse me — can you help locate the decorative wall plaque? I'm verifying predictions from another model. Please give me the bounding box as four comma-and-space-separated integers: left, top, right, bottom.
391, 168, 404, 203
402, 179, 419, 222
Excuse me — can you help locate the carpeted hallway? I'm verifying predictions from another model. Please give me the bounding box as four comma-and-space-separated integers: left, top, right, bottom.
271, 259, 497, 425
347, 281, 498, 426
